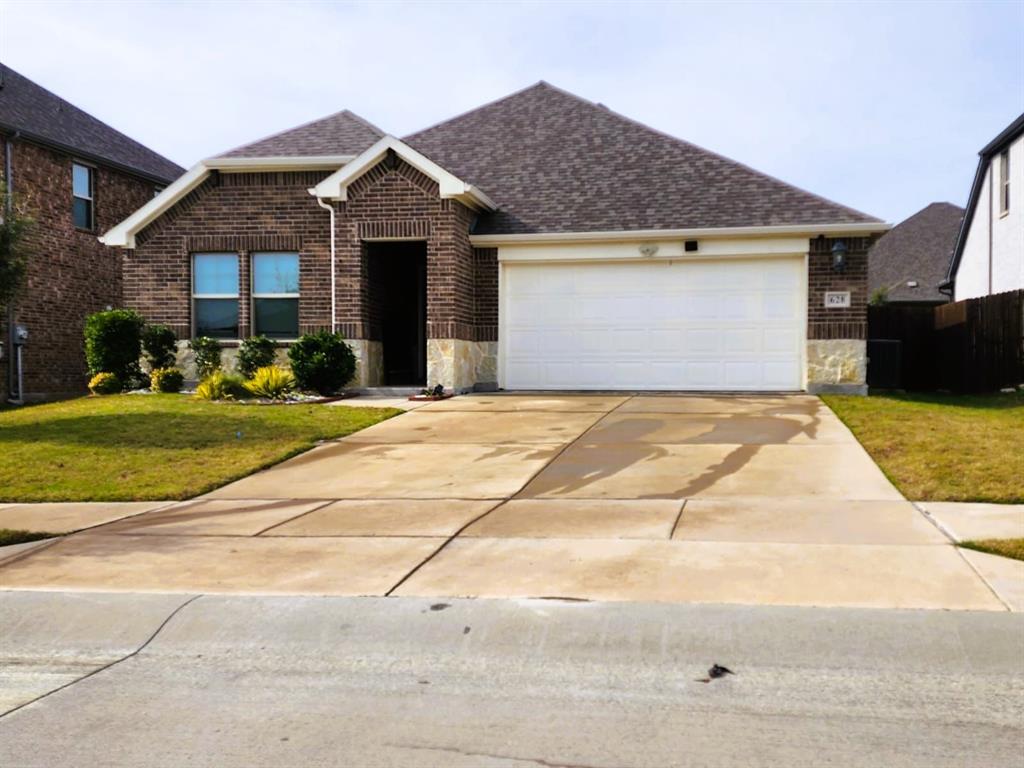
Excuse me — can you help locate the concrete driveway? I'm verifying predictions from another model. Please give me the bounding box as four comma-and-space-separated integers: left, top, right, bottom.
0, 395, 1006, 610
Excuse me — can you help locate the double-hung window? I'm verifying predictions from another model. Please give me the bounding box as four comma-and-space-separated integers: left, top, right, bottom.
192, 253, 239, 339
252, 252, 300, 339
72, 163, 94, 230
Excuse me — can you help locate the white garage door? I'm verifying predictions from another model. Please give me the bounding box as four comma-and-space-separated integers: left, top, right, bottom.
502, 257, 804, 391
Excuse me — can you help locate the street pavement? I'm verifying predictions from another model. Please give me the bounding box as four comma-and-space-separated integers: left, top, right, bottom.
1, 592, 1021, 767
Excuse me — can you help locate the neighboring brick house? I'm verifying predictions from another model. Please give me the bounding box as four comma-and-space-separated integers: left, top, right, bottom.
105, 82, 888, 394
868, 202, 963, 306
0, 64, 182, 401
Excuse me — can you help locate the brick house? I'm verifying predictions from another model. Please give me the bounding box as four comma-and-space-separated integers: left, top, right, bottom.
104, 82, 888, 394
0, 64, 182, 401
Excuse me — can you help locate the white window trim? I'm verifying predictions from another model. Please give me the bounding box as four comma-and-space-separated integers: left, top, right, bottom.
72, 161, 95, 230
191, 253, 241, 340
250, 252, 300, 341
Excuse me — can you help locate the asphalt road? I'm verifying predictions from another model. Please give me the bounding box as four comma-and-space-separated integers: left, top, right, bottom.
1, 592, 1022, 767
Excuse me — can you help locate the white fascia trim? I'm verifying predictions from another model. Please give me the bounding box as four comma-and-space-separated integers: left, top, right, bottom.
100, 156, 356, 248
311, 135, 496, 211
99, 162, 210, 248
470, 221, 890, 246
207, 155, 355, 172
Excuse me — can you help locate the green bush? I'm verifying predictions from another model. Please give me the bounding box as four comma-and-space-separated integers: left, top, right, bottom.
194, 370, 247, 401
189, 336, 222, 379
287, 331, 356, 395
238, 335, 277, 378
88, 372, 121, 395
150, 367, 184, 393
84, 309, 144, 386
142, 324, 177, 370
244, 365, 296, 400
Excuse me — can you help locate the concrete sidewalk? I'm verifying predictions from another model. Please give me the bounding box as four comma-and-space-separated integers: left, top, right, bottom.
1, 592, 1021, 767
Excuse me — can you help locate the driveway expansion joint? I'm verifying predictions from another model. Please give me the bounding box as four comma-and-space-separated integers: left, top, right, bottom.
252, 498, 337, 537
383, 500, 507, 597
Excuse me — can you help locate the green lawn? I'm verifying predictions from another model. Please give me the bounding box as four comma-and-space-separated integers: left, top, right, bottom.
823, 390, 1024, 503
0, 395, 400, 502
0, 529, 60, 547
960, 538, 1024, 562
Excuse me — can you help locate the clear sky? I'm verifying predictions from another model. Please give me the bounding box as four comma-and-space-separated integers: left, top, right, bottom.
1, 0, 1021, 224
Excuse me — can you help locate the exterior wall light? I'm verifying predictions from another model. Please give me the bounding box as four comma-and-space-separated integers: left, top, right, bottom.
831, 239, 848, 273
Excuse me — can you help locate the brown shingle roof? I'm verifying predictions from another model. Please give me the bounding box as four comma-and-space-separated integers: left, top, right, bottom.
869, 202, 963, 303
405, 81, 882, 235
0, 63, 183, 183
219, 109, 385, 158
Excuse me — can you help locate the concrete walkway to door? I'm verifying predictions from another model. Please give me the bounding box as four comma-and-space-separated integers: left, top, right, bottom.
0, 395, 1008, 610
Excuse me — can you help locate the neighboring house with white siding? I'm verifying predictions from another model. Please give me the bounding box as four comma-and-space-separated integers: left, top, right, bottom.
945, 113, 1024, 301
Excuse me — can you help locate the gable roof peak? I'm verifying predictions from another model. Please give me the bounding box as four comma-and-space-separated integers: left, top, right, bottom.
216, 107, 385, 159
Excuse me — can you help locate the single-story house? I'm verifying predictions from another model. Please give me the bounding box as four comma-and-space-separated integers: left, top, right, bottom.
102, 82, 889, 394
868, 202, 963, 305
944, 112, 1024, 301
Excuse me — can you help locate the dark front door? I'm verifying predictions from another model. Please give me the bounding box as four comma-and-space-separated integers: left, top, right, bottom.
368, 242, 426, 386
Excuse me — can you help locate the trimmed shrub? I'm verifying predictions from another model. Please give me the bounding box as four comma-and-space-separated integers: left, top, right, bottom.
194, 370, 247, 401
244, 366, 296, 400
287, 331, 356, 395
88, 372, 121, 395
189, 336, 222, 379
150, 367, 185, 393
84, 309, 144, 386
142, 324, 177, 370
238, 335, 277, 378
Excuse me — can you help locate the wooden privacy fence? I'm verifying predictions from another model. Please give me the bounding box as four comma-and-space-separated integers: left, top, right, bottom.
867, 289, 1024, 393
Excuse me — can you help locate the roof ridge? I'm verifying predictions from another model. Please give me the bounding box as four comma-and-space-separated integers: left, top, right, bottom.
409, 80, 882, 224
338, 109, 388, 139
918, 201, 965, 213
550, 84, 884, 224
403, 81, 552, 141
214, 107, 385, 158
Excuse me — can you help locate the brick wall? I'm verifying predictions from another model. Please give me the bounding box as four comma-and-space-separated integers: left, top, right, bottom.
126, 155, 486, 351
127, 170, 333, 340
0, 139, 158, 398
807, 235, 873, 340
340, 154, 477, 341
473, 247, 498, 342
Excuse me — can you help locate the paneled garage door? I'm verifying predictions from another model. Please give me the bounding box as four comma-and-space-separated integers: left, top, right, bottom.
501, 257, 805, 391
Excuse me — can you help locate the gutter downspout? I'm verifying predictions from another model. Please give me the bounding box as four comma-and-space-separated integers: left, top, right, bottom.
313, 195, 336, 332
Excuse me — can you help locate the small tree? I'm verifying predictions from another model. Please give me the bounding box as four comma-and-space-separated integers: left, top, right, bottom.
0, 183, 31, 311
237, 335, 276, 378
189, 336, 223, 379
288, 331, 356, 395
142, 324, 177, 370
84, 309, 145, 387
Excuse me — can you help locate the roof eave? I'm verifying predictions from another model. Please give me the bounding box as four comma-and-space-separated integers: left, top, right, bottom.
979, 112, 1024, 157
205, 154, 356, 172
100, 155, 358, 248
469, 221, 890, 246
0, 122, 182, 185
99, 162, 210, 248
